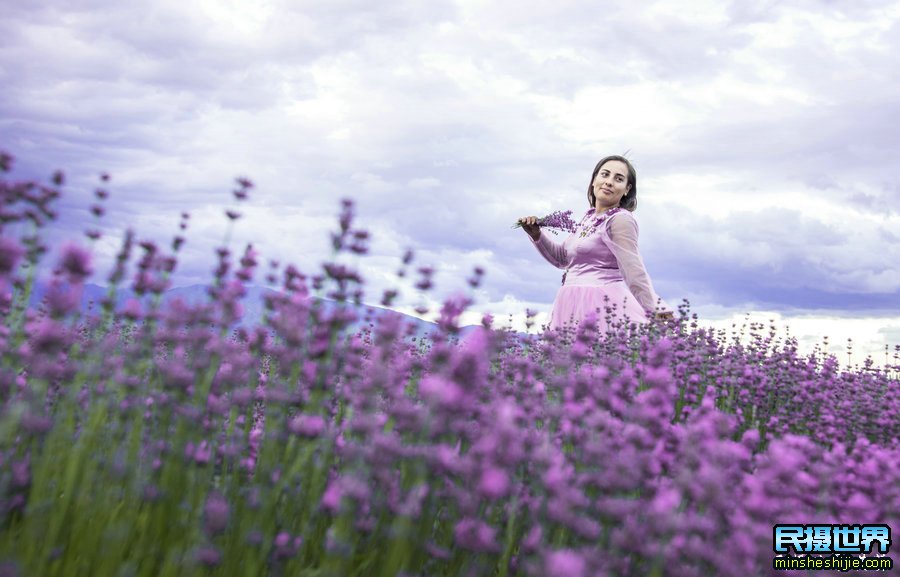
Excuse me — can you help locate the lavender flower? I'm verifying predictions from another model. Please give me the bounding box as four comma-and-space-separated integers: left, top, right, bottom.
477, 466, 510, 499
288, 414, 326, 438
233, 176, 253, 200
544, 549, 589, 577
512, 209, 577, 234
454, 518, 500, 553
0, 238, 25, 276
57, 242, 93, 282
320, 479, 344, 512
203, 492, 230, 535
195, 545, 221, 567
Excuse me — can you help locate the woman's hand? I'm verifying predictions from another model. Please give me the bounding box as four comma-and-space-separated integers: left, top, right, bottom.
517, 216, 541, 241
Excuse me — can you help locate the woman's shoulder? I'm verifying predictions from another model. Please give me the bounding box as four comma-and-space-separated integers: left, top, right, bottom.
604, 208, 639, 235
608, 208, 637, 224
611, 207, 635, 218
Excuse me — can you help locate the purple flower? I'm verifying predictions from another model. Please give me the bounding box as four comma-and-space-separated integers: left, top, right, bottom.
544, 549, 588, 577
740, 428, 760, 451
195, 545, 221, 567
415, 266, 434, 291
380, 289, 398, 307
0, 151, 13, 172
539, 210, 576, 231
120, 298, 143, 321
44, 280, 81, 316
21, 412, 53, 435
478, 466, 510, 499
321, 479, 343, 512
522, 525, 543, 552
349, 230, 369, 255
288, 414, 326, 438
203, 492, 230, 535
11, 459, 30, 489
418, 375, 465, 409
274, 533, 302, 559
57, 242, 93, 282
233, 176, 253, 200
426, 542, 451, 560
0, 238, 25, 276
437, 293, 472, 333
187, 441, 212, 466
141, 483, 161, 503
512, 210, 577, 234
453, 518, 499, 553
650, 482, 682, 515
236, 244, 258, 281
467, 266, 485, 288
25, 317, 71, 354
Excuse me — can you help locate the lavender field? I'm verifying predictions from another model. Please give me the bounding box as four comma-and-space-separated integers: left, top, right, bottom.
1, 152, 898, 577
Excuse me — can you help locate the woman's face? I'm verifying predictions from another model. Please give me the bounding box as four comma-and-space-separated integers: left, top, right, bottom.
592, 160, 631, 209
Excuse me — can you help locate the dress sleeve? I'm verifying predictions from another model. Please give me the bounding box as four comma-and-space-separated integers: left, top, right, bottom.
529, 230, 570, 270
605, 212, 669, 314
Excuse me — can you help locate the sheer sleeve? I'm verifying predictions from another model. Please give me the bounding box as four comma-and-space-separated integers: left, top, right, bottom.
605, 212, 669, 314
530, 230, 570, 270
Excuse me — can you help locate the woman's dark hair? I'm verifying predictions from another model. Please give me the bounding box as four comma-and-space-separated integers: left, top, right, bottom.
587, 155, 637, 212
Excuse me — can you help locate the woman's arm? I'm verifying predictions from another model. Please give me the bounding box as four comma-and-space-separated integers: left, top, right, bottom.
530, 229, 570, 269
605, 212, 668, 315
518, 216, 570, 269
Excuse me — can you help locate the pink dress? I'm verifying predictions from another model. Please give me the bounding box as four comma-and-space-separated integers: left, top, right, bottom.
530, 207, 668, 332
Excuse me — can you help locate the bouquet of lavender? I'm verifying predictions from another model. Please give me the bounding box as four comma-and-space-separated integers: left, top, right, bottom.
512, 209, 576, 235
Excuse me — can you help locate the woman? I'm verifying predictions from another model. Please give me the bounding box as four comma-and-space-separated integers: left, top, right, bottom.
518, 155, 671, 332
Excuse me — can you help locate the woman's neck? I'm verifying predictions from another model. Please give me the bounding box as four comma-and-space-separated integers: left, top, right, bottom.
593, 203, 618, 214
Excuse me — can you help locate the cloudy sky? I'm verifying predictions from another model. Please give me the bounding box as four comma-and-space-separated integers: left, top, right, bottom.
2, 0, 899, 363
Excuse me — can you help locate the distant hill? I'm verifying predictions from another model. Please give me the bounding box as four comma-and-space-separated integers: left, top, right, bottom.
27, 282, 477, 339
